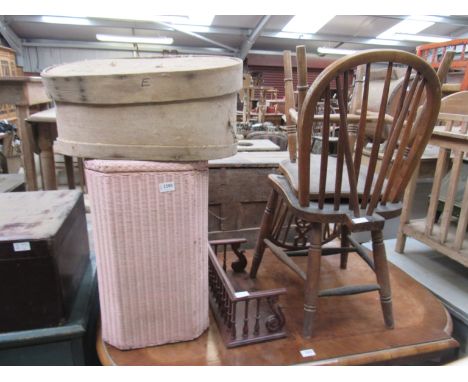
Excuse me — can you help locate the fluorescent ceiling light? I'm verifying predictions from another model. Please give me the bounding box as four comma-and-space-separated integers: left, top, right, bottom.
378, 17, 434, 40
154, 15, 214, 26
393, 33, 450, 43
365, 38, 402, 46
408, 15, 451, 22
282, 15, 334, 34
317, 47, 357, 55
96, 34, 173, 44
376, 16, 451, 44
41, 16, 91, 25
186, 15, 215, 26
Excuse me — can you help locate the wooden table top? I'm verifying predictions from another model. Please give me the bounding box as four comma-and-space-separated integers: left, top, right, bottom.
97, 248, 458, 366
237, 139, 280, 152
0, 76, 50, 106
288, 109, 394, 125
0, 174, 25, 193
26, 108, 57, 124
208, 151, 289, 168
0, 76, 42, 83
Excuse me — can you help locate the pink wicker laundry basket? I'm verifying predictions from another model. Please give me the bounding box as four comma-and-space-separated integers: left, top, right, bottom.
85, 160, 209, 350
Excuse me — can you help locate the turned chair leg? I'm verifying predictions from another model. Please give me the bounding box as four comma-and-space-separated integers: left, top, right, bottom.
303, 222, 323, 338
371, 229, 394, 329
340, 224, 349, 269
395, 229, 407, 254
250, 189, 279, 279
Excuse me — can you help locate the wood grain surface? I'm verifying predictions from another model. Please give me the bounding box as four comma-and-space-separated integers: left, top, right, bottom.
41, 56, 242, 104
97, 248, 458, 366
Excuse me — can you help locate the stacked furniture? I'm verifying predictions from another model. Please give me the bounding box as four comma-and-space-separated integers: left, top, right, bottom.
42, 56, 243, 349
250, 47, 442, 337
0, 77, 50, 189
396, 91, 468, 267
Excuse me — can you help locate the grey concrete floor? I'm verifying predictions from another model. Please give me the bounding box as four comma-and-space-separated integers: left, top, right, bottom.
382, 237, 468, 357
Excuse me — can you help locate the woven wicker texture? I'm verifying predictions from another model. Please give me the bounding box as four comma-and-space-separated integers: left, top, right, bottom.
85, 159, 209, 350
85, 159, 208, 173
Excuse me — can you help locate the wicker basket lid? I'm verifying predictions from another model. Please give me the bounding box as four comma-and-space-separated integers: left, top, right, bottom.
85, 160, 208, 173
41, 56, 243, 104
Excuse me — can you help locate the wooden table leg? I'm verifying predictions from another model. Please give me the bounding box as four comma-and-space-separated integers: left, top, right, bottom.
78, 158, 87, 193
17, 106, 38, 190
36, 123, 57, 190
64, 155, 76, 189
395, 162, 420, 253
303, 222, 323, 338
0, 132, 12, 173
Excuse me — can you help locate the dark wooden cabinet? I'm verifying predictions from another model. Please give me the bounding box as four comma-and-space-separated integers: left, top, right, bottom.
0, 190, 90, 332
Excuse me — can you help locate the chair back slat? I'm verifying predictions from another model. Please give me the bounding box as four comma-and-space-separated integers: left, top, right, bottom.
297, 49, 441, 212
353, 63, 371, 178
381, 75, 426, 205
393, 66, 413, 125
343, 70, 349, 115
283, 50, 297, 162
368, 75, 426, 213
296, 45, 308, 119
334, 76, 345, 210
360, 62, 394, 209
367, 72, 422, 213
387, 85, 440, 201
296, 46, 311, 207
318, 86, 331, 209
336, 75, 360, 215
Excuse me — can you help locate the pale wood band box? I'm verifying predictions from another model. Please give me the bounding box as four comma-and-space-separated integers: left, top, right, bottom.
41, 56, 243, 161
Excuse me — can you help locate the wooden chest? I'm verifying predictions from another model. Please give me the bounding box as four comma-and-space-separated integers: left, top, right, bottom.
0, 190, 90, 332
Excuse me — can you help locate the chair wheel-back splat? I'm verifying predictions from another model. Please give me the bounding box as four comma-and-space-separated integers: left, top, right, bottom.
250, 48, 441, 338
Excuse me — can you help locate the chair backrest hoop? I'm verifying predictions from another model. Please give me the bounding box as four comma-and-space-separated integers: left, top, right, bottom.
297, 49, 441, 214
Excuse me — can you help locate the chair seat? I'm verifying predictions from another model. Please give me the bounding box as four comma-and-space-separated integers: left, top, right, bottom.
279, 154, 386, 199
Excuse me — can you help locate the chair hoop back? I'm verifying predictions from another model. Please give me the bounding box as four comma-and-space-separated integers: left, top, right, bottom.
297, 49, 441, 216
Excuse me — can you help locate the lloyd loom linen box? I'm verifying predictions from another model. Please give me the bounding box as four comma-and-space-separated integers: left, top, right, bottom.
0, 190, 89, 332
85, 160, 209, 350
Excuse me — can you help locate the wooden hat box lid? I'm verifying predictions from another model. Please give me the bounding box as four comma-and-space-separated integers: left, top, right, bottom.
41, 56, 243, 161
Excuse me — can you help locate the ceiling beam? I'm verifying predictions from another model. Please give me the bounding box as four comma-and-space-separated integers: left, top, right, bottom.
23, 38, 343, 59
376, 15, 468, 28
0, 16, 24, 66
9, 14, 465, 53
152, 19, 238, 52
21, 39, 234, 56
7, 15, 250, 37
260, 31, 416, 48
237, 15, 272, 59
6, 14, 415, 49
